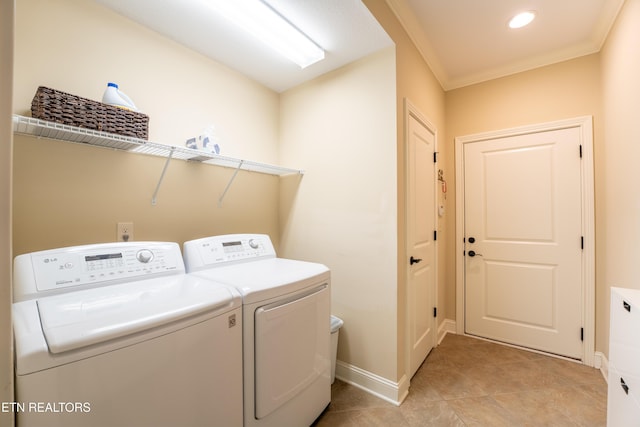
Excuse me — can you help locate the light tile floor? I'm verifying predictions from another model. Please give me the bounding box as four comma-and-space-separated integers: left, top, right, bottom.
313, 334, 607, 426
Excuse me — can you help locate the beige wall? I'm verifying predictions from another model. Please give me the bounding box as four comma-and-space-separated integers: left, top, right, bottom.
9, 0, 630, 410
12, 0, 412, 395
14, 0, 280, 161
600, 0, 640, 356
363, 0, 447, 381
13, 0, 282, 255
1, 0, 14, 424
446, 54, 602, 137
446, 55, 604, 348
279, 48, 397, 380
444, 0, 640, 361
281, 0, 448, 385
447, 54, 605, 351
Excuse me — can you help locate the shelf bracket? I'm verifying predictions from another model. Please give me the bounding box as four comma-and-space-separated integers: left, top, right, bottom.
151, 147, 175, 205
218, 160, 244, 207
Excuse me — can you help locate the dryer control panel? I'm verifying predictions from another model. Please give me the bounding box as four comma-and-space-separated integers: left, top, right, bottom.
184, 234, 276, 269
14, 242, 184, 301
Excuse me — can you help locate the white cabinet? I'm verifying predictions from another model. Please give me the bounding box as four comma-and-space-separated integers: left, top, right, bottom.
608, 287, 640, 426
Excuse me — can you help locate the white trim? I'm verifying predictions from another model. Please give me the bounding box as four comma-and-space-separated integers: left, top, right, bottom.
403, 98, 439, 379
596, 351, 609, 383
438, 319, 456, 344
579, 117, 596, 367
384, 0, 447, 89
455, 132, 466, 336
334, 361, 409, 406
455, 116, 596, 366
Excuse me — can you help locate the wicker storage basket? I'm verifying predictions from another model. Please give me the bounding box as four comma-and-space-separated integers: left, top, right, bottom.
31, 86, 148, 140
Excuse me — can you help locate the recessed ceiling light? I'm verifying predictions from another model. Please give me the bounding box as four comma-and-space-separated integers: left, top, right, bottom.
509, 11, 536, 29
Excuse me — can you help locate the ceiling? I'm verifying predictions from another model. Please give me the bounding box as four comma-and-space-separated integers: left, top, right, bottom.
96, 0, 625, 92
95, 0, 393, 93
387, 0, 625, 90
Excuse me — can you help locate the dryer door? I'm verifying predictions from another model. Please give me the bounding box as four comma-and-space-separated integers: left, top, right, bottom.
254, 283, 330, 419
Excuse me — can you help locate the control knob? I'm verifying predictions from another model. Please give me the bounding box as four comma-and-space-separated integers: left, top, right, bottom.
248, 239, 259, 249
136, 249, 154, 263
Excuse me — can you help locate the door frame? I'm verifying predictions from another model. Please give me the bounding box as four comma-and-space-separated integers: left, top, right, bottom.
454, 116, 595, 366
404, 98, 438, 379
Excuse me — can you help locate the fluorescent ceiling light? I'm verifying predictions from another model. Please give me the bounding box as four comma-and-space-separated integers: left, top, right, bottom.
208, 0, 325, 68
509, 11, 536, 29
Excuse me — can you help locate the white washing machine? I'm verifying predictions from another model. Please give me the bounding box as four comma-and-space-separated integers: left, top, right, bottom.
183, 234, 331, 427
13, 242, 243, 427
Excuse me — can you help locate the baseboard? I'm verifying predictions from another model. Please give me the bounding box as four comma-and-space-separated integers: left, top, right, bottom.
595, 351, 608, 383
438, 318, 456, 344
333, 319, 457, 406
334, 360, 408, 406
335, 326, 607, 407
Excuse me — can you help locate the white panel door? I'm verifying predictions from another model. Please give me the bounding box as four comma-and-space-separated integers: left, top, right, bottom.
464, 127, 583, 359
407, 111, 436, 378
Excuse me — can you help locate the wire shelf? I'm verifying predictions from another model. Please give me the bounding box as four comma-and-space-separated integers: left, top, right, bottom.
12, 115, 303, 176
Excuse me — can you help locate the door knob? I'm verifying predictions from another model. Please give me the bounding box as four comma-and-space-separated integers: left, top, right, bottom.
468, 237, 476, 243
468, 250, 483, 257
410, 256, 422, 265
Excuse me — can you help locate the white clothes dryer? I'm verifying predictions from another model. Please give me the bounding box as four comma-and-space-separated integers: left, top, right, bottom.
13, 242, 243, 427
183, 234, 331, 427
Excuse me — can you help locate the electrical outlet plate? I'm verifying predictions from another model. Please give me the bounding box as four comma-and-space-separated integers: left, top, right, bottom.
117, 222, 134, 242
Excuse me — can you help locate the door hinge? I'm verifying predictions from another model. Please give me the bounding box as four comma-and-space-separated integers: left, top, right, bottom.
434, 230, 437, 241
580, 327, 584, 341
579, 145, 583, 158
433, 152, 438, 163
581, 236, 584, 250
433, 307, 437, 318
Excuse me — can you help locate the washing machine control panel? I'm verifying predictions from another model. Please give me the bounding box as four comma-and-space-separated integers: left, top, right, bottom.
187, 234, 276, 266
26, 242, 183, 293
